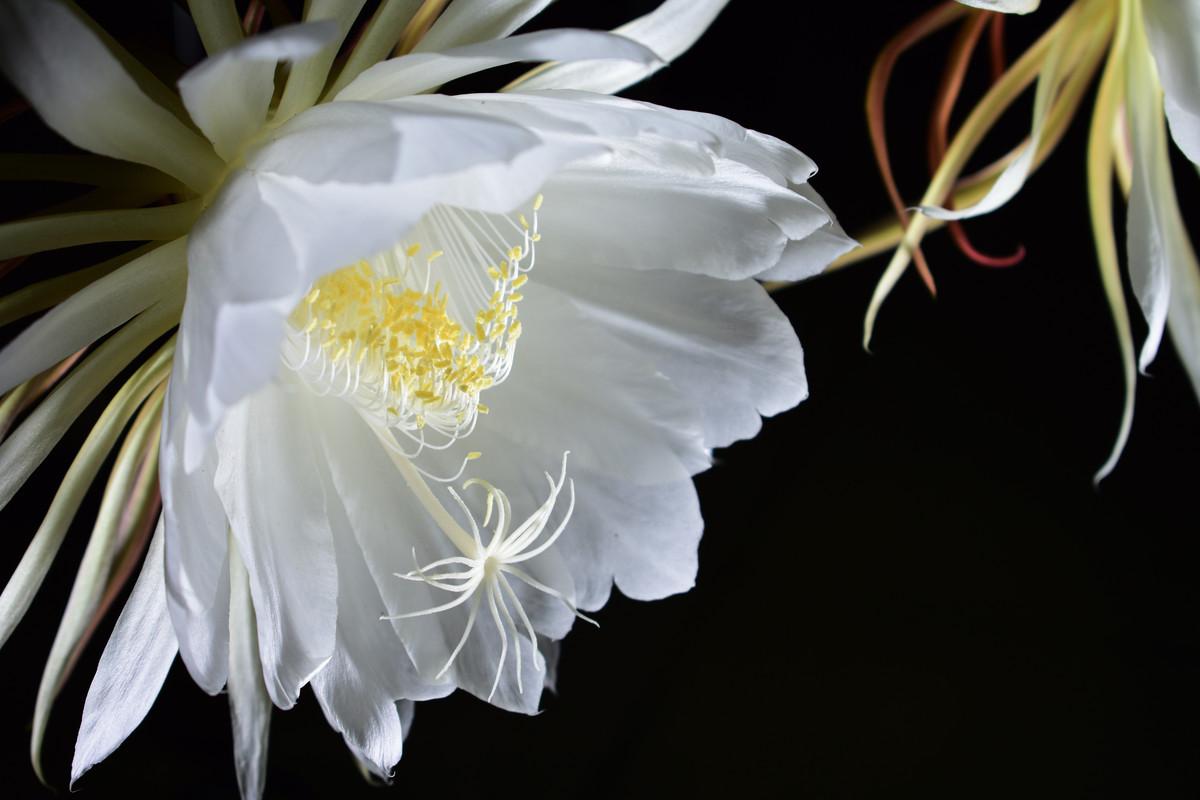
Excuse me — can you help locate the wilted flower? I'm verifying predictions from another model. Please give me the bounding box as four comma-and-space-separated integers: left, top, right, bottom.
0, 0, 852, 795
857, 0, 1199, 479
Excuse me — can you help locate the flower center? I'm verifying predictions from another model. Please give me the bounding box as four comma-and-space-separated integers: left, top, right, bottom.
283, 197, 542, 454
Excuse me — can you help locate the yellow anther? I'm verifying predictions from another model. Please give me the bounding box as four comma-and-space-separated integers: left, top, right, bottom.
533, 193, 544, 211
287, 201, 542, 438
467, 451, 482, 460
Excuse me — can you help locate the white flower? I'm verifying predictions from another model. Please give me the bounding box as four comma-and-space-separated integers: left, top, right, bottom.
867, 0, 1200, 479
0, 0, 853, 795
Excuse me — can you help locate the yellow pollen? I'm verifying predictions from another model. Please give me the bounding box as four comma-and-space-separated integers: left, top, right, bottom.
284, 197, 544, 450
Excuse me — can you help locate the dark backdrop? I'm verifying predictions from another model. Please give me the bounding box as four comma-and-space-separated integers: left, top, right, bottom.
3, 1, 1199, 798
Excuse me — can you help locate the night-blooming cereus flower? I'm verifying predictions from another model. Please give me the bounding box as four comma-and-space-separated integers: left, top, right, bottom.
860, 0, 1199, 480
0, 0, 853, 796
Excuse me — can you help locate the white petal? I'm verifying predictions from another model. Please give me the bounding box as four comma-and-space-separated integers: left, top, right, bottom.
442, 586, 548, 714
228, 537, 271, 800
0, 238, 185, 397
483, 280, 709, 482
756, 184, 858, 282
1142, 0, 1200, 166
0, 0, 221, 191
536, 151, 827, 280
413, 0, 553, 52
180, 100, 599, 468
312, 631, 405, 777
1166, 238, 1200, 402
955, 0, 1040, 12
507, 0, 729, 94
310, 463, 452, 776
161, 378, 231, 694
538, 267, 807, 450
310, 401, 460, 690
429, 91, 834, 279
540, 639, 560, 693
336, 28, 658, 102
179, 21, 337, 161
563, 472, 702, 611
72, 520, 177, 786
1126, 12, 1190, 372
213, 380, 339, 709
306, 392, 544, 712
397, 700, 416, 740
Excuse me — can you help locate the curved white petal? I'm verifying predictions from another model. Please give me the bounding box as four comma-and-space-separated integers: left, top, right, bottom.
540, 639, 560, 693
955, 0, 1040, 13
0, 0, 221, 191
536, 152, 826, 280
538, 267, 807, 450
757, 185, 857, 281
507, 0, 729, 94
1126, 11, 1193, 372
161, 378, 231, 694
427, 91, 834, 279
305, 397, 459, 691
181, 100, 599, 469
310, 454, 452, 775
228, 538, 271, 800
482, 280, 709, 482
440, 587, 549, 714
306, 391, 558, 713
179, 20, 337, 161
336, 28, 659, 102
1142, 0, 1200, 166
559, 471, 703, 611
213, 381, 339, 709
72, 520, 176, 786
0, 238, 185, 397
1166, 238, 1200, 402
413, 0, 553, 52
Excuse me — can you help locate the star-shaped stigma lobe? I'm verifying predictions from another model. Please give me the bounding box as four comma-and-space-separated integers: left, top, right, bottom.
383, 452, 595, 701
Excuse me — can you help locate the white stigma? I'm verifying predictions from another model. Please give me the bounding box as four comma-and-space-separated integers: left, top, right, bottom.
382, 452, 595, 702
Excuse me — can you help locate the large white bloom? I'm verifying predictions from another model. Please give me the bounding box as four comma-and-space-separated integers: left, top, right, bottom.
0, 0, 852, 794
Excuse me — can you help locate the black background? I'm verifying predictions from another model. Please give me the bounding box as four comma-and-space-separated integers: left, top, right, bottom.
3, 1, 1199, 797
